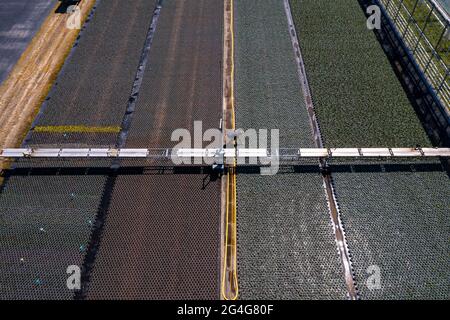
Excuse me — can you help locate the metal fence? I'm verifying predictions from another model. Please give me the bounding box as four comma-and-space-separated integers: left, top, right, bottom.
378, 0, 449, 110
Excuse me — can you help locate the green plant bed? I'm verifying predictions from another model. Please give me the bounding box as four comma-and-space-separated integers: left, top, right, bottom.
290, 0, 432, 147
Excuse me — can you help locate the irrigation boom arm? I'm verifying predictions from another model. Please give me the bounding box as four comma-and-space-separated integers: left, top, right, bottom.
1, 147, 449, 159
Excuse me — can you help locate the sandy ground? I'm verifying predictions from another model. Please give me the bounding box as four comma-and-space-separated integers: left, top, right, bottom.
0, 0, 95, 170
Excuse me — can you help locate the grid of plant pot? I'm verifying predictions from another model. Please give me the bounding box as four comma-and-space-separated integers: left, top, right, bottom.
234, 0, 348, 299
290, 0, 450, 299
84, 0, 224, 299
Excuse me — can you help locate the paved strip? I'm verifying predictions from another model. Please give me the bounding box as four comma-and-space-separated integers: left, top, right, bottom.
85, 0, 223, 299
222, 0, 238, 300
0, 0, 55, 84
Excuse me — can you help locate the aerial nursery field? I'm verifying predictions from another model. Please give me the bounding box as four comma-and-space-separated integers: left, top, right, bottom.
0, 173, 107, 299
290, 0, 431, 147
234, 0, 313, 148
86, 173, 221, 299
236, 170, 348, 299
126, 0, 223, 148
234, 0, 347, 299
1, 0, 224, 300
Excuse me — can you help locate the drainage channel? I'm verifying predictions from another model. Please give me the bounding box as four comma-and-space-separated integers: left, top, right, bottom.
75, 0, 164, 299
283, 0, 359, 300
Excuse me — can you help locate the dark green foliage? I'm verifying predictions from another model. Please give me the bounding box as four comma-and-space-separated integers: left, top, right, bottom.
234, 0, 314, 148
333, 161, 450, 299
290, 0, 431, 147
237, 171, 348, 299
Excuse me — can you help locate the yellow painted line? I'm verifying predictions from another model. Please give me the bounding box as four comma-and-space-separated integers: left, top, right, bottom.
222, 169, 239, 300
222, 172, 231, 300
232, 167, 238, 297
34, 125, 121, 133
230, 0, 238, 300
221, 0, 239, 301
